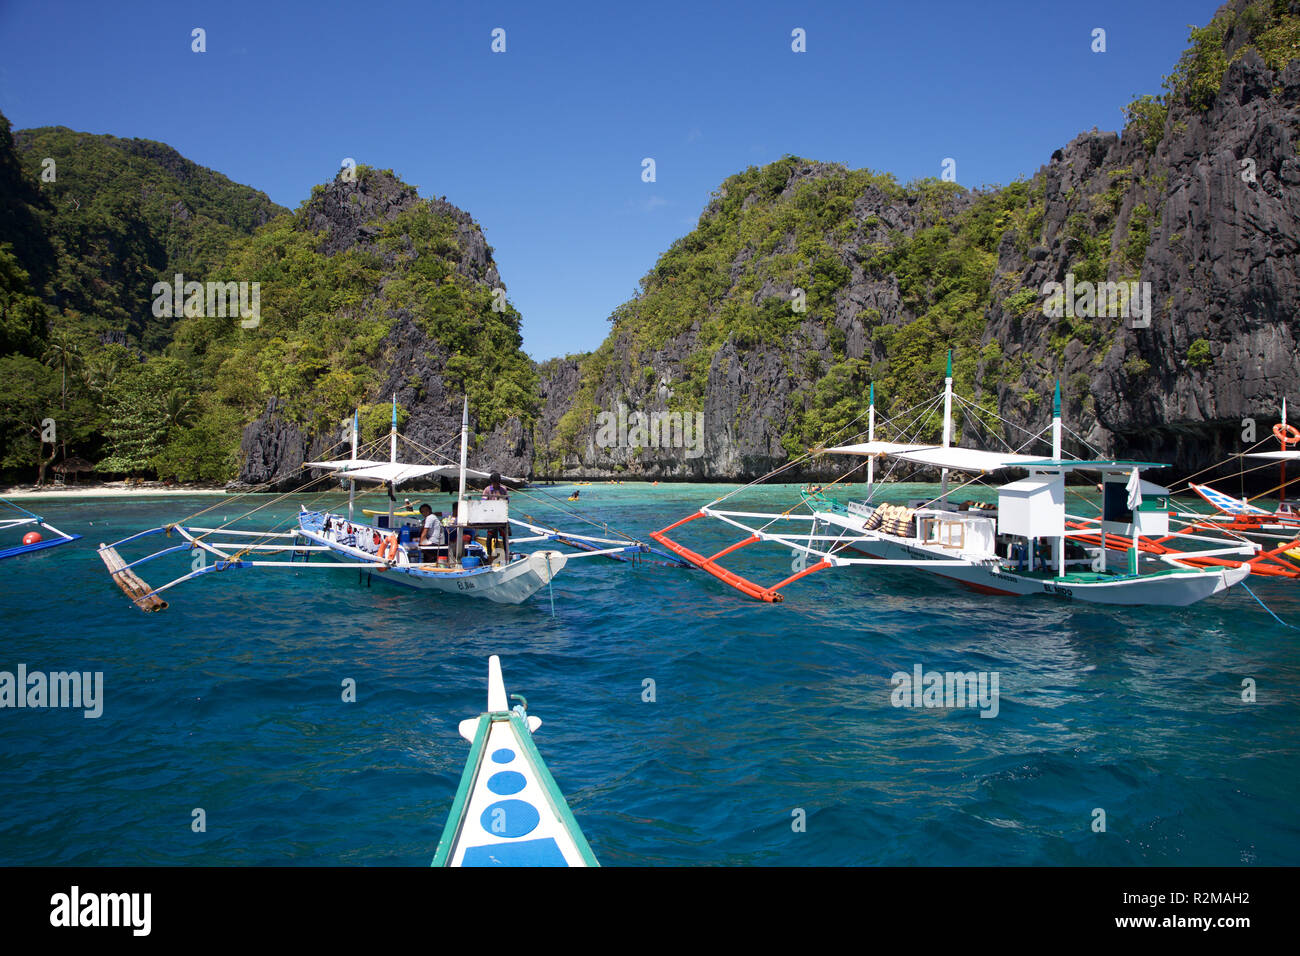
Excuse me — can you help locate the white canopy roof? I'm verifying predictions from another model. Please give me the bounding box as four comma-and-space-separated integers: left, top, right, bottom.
824, 442, 1045, 473
334, 462, 487, 485
305, 458, 384, 471
1246, 451, 1300, 461
824, 441, 930, 457
308, 457, 523, 486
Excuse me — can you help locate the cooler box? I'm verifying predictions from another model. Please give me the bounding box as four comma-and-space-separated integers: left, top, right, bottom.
462, 499, 509, 524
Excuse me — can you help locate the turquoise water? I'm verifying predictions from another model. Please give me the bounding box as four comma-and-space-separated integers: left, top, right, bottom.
1, 483, 1298, 866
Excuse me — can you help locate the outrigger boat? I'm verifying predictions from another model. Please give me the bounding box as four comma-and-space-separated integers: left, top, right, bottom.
432, 655, 598, 867
653, 354, 1257, 607
98, 398, 685, 611
0, 496, 81, 560
1175, 401, 1300, 568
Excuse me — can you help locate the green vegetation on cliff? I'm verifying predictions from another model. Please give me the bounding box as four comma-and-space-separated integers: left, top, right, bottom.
168, 167, 537, 478
0, 112, 285, 483
549, 157, 1042, 462
12, 124, 284, 350
0, 115, 535, 485
1123, 0, 1300, 148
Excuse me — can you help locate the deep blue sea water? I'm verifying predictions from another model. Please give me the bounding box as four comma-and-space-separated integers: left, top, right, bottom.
1, 482, 1298, 866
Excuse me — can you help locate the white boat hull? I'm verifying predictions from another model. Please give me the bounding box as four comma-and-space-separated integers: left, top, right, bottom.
297, 524, 566, 605
820, 514, 1248, 607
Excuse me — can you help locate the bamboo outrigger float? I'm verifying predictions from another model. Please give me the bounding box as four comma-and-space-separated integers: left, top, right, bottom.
653, 353, 1267, 607
433, 656, 598, 867
98, 397, 686, 611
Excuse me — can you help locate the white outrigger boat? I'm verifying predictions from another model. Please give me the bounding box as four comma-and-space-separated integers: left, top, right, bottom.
432, 655, 598, 867
1, 496, 80, 560
654, 354, 1257, 607
98, 398, 684, 611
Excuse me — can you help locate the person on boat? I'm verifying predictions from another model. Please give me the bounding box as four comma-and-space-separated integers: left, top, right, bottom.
483, 472, 509, 500
568, 490, 581, 501
418, 504, 448, 566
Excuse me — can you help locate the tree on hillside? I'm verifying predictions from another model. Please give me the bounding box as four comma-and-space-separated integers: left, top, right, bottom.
0, 243, 50, 357
98, 358, 192, 476
41, 325, 82, 409
0, 354, 83, 483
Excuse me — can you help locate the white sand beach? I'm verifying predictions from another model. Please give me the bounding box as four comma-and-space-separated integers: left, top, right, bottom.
2, 483, 232, 501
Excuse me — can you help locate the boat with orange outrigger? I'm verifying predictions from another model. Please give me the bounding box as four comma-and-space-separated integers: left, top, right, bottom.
1157, 399, 1300, 574
651, 352, 1300, 607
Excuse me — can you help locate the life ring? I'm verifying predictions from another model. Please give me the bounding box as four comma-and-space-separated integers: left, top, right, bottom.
381, 534, 399, 561
1273, 423, 1300, 446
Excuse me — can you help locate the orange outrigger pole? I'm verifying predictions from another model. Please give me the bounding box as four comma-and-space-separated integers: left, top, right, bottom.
1064, 519, 1300, 579
650, 512, 832, 602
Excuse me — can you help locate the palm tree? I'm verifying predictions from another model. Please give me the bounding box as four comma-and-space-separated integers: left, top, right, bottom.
42, 328, 82, 410
83, 352, 122, 399
163, 388, 196, 430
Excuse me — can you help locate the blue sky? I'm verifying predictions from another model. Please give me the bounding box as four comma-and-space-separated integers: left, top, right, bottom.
0, 0, 1220, 360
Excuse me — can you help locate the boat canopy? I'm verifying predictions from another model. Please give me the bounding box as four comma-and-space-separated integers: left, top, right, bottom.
1245, 451, 1300, 461
307, 459, 523, 485
1016, 458, 1171, 473
824, 442, 1046, 473
305, 458, 385, 471
332, 462, 479, 485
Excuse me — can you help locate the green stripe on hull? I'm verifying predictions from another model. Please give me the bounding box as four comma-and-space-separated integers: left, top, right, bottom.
508, 713, 599, 867
431, 715, 489, 866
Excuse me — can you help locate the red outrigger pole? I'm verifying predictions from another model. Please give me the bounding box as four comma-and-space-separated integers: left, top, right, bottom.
1064, 519, 1300, 578
650, 511, 831, 603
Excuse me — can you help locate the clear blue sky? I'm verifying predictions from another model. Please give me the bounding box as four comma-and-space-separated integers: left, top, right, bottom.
0, 0, 1220, 360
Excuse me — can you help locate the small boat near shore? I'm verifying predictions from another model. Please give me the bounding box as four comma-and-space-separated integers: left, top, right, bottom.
432, 655, 598, 867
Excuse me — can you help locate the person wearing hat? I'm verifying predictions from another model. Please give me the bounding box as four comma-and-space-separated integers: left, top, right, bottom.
418, 503, 448, 566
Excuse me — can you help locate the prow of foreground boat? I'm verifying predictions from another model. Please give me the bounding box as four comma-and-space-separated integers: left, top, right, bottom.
654, 354, 1260, 607
432, 656, 598, 867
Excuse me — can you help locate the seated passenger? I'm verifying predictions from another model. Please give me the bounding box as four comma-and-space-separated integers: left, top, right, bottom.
418, 504, 448, 566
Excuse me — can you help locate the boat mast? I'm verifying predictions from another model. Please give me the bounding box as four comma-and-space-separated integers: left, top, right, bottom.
940, 350, 953, 501
867, 381, 875, 500
456, 396, 469, 560
1283, 398, 1289, 508
388, 395, 397, 529
1052, 382, 1064, 578
348, 408, 358, 522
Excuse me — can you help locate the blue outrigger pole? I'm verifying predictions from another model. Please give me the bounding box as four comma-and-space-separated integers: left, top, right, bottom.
0, 496, 82, 560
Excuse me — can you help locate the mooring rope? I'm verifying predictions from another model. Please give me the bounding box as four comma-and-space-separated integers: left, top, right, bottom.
1241, 580, 1299, 629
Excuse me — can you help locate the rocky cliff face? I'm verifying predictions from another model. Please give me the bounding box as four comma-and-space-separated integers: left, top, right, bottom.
981, 47, 1300, 476
231, 172, 533, 490
538, 0, 1300, 485
532, 165, 977, 481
